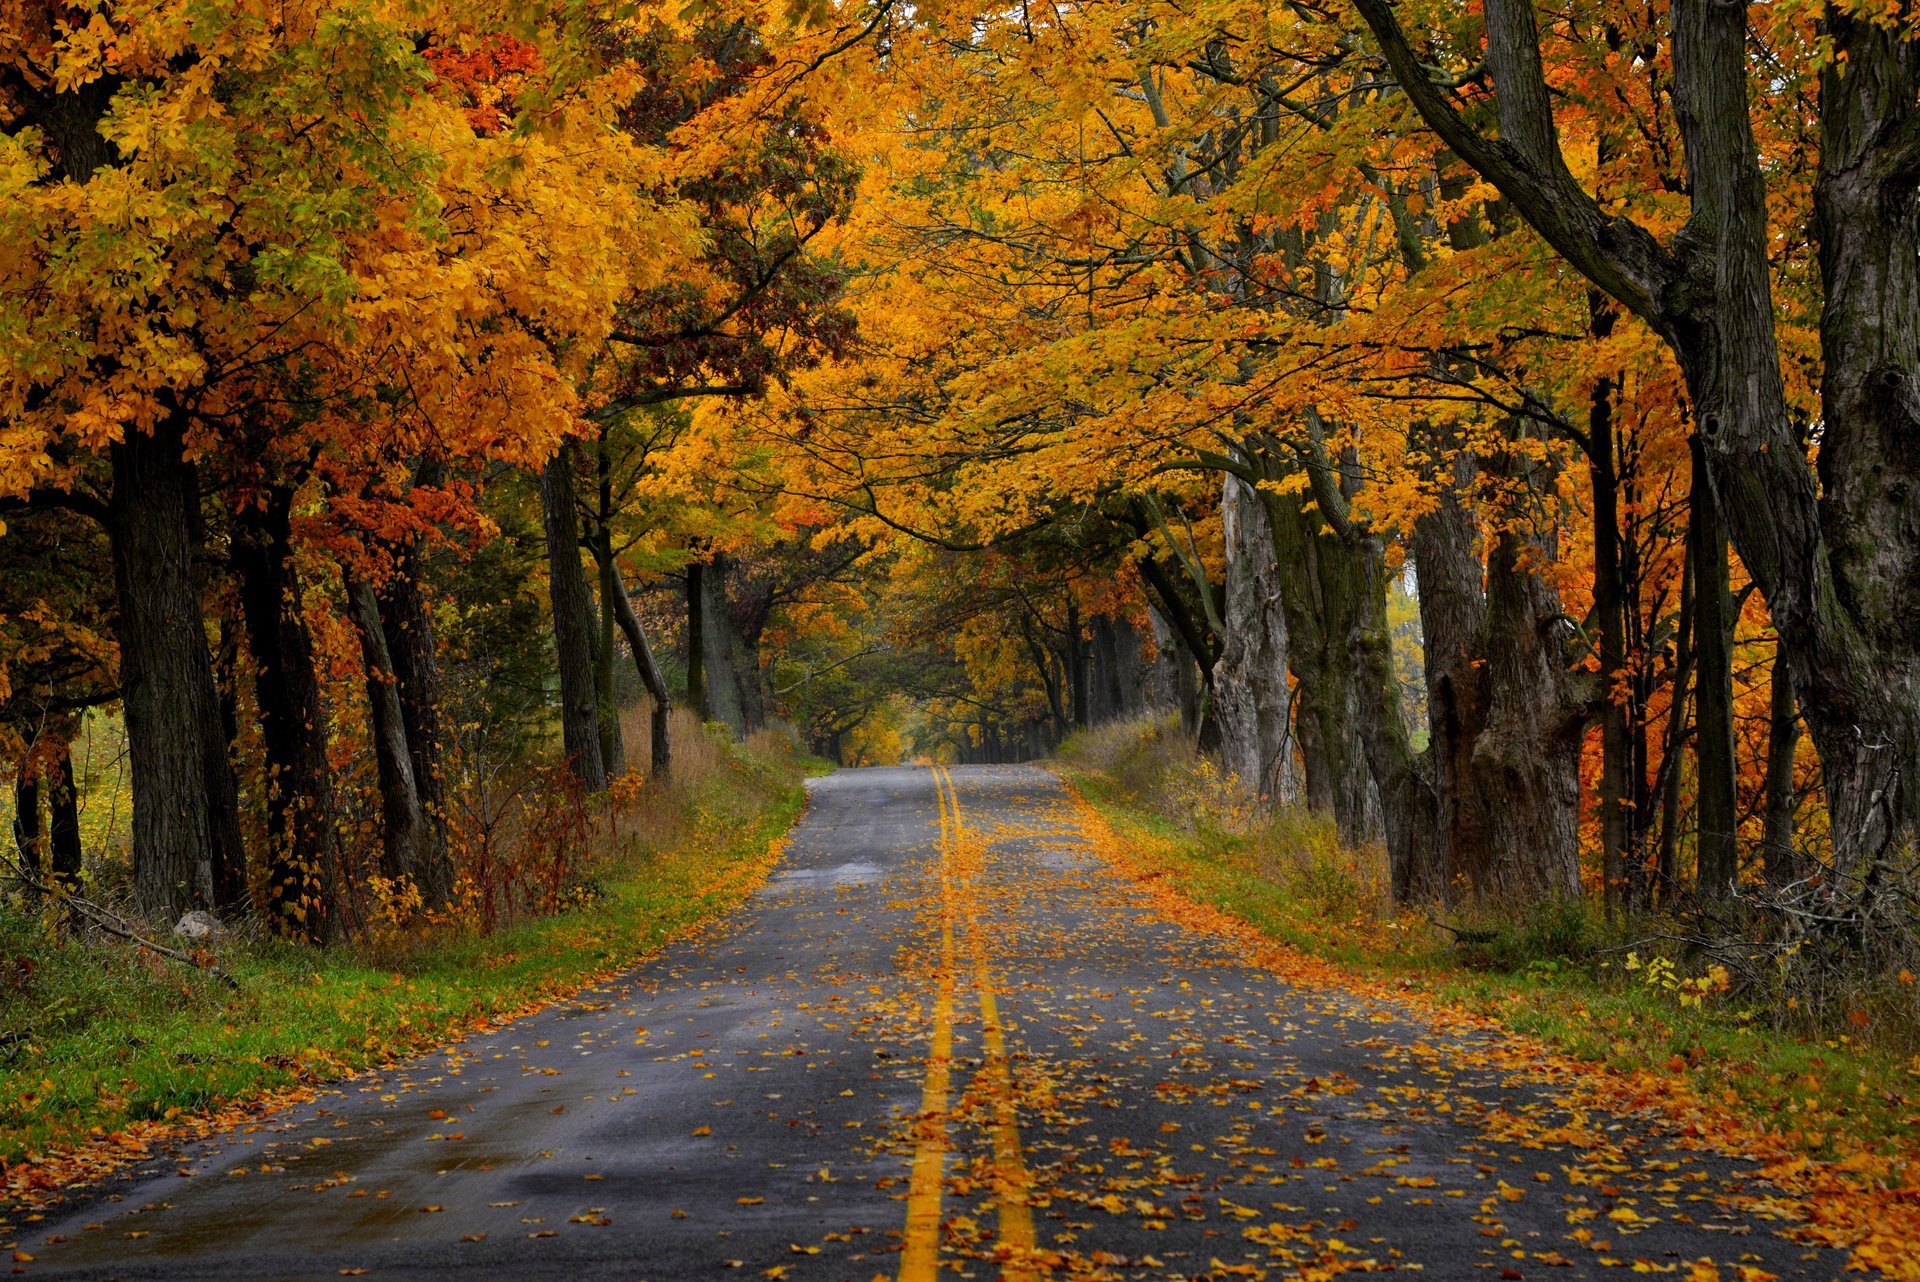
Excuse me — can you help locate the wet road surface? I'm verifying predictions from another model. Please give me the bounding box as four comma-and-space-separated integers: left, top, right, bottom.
13, 766, 1848, 1280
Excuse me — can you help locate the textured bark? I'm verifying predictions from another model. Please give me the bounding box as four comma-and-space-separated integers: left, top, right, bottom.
346, 573, 429, 891
233, 484, 338, 942
1410, 478, 1484, 903
1688, 437, 1739, 900
1467, 528, 1585, 899
1264, 487, 1381, 846
541, 446, 609, 791
375, 537, 453, 908
1214, 475, 1301, 809
695, 554, 746, 736
1763, 641, 1802, 885
685, 560, 708, 722
109, 422, 220, 921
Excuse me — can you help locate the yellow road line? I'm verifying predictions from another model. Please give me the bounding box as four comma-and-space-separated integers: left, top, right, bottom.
899, 769, 958, 1282
938, 766, 1039, 1273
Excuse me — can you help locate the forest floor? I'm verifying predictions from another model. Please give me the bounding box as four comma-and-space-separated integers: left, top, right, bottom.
3, 763, 1907, 1281
0, 720, 822, 1201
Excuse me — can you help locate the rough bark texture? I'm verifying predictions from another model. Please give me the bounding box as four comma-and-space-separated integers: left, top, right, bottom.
541, 446, 609, 791
1688, 437, 1739, 899
375, 536, 453, 908
695, 554, 746, 736
1214, 475, 1301, 809
1264, 487, 1381, 846
233, 484, 338, 942
347, 573, 429, 892
11, 772, 38, 871
109, 422, 220, 921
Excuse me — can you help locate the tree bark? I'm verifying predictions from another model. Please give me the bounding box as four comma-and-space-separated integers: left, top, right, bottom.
232, 483, 338, 942
1066, 598, 1090, 731
108, 421, 221, 921
375, 535, 453, 908
592, 442, 626, 778
695, 554, 746, 736
1763, 639, 1801, 886
346, 573, 429, 892
1215, 474, 1301, 809
1688, 436, 1739, 899
541, 444, 609, 791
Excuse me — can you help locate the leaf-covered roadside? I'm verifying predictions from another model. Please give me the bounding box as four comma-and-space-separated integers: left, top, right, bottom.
0, 738, 823, 1207
1053, 745, 1920, 1280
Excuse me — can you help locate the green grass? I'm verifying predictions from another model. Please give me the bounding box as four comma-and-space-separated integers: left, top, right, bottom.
1057, 724, 1920, 1161
0, 729, 827, 1171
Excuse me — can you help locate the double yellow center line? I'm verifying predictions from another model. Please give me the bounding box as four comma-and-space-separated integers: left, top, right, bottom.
898, 766, 1037, 1281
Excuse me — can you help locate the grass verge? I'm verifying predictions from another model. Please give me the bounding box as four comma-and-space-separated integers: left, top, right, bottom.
0, 723, 827, 1202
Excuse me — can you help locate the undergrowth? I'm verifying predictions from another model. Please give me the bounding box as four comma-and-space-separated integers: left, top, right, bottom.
0, 709, 827, 1173
1057, 715, 1920, 1158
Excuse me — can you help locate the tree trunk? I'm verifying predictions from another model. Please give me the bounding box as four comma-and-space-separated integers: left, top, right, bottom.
48, 744, 80, 891
108, 421, 221, 921
696, 554, 746, 736
1688, 436, 1739, 900
346, 573, 429, 892
600, 557, 673, 777
1590, 367, 1634, 914
541, 445, 609, 791
1215, 474, 1301, 809
1763, 639, 1801, 885
375, 535, 453, 909
1467, 526, 1585, 900
1066, 599, 1089, 731
686, 560, 708, 721
11, 770, 38, 871
232, 483, 338, 942
1264, 486, 1381, 846
207, 611, 249, 913
592, 442, 626, 778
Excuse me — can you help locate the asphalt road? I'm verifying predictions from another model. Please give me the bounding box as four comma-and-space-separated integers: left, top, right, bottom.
11, 765, 1848, 1281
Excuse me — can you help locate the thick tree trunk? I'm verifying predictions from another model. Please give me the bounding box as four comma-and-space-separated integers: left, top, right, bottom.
1264, 487, 1381, 846
232, 483, 338, 942
1215, 474, 1301, 809
375, 537, 453, 908
1688, 436, 1739, 899
696, 554, 746, 736
686, 560, 708, 721
541, 445, 609, 791
346, 573, 429, 892
1763, 640, 1801, 885
1466, 527, 1585, 900
109, 422, 222, 921
601, 558, 673, 777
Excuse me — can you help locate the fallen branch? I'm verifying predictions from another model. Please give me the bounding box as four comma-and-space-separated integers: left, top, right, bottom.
1, 857, 240, 990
